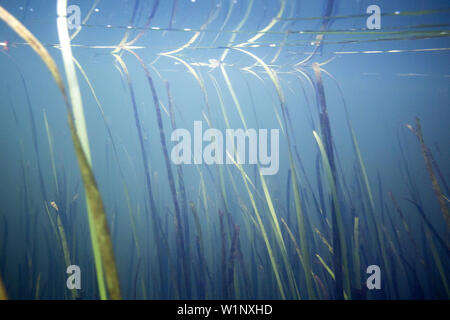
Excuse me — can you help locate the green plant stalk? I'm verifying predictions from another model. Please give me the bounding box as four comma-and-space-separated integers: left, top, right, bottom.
406, 199, 450, 253
315, 228, 333, 254
281, 218, 304, 266
165, 79, 190, 251
72, 55, 141, 258
135, 52, 191, 298
236, 0, 286, 47
220, 0, 254, 61
231, 47, 313, 299
227, 225, 240, 297
232, 157, 286, 299
312, 63, 352, 299
290, 161, 316, 299
352, 217, 361, 291
313, 131, 351, 299
68, 106, 122, 300
248, 72, 325, 276
56, 0, 110, 299
209, 73, 259, 288
219, 209, 228, 298
316, 254, 335, 280
56, 214, 77, 299
0, 3, 121, 300
409, 118, 450, 232
160, 54, 212, 126
322, 67, 398, 296
425, 227, 450, 297
43, 110, 59, 196
113, 54, 166, 295
220, 66, 299, 298
159, 4, 217, 56
0, 273, 7, 300
210, 0, 235, 47
346, 100, 392, 294
34, 273, 41, 300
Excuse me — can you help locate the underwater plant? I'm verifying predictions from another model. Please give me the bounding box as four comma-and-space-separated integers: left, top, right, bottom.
0, 0, 448, 301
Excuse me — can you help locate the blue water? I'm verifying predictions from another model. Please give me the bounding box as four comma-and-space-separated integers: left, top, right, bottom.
0, 0, 449, 300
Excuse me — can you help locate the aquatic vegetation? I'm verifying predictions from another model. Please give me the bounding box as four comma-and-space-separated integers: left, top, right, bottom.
0, 0, 449, 301
407, 118, 450, 232
0, 2, 120, 299
0, 274, 7, 300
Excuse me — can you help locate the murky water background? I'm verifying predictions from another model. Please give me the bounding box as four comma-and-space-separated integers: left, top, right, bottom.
0, 0, 449, 299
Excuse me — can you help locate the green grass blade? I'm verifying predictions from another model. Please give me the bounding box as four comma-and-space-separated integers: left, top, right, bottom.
0, 3, 121, 300
425, 228, 450, 297
313, 130, 351, 299
0, 274, 7, 300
